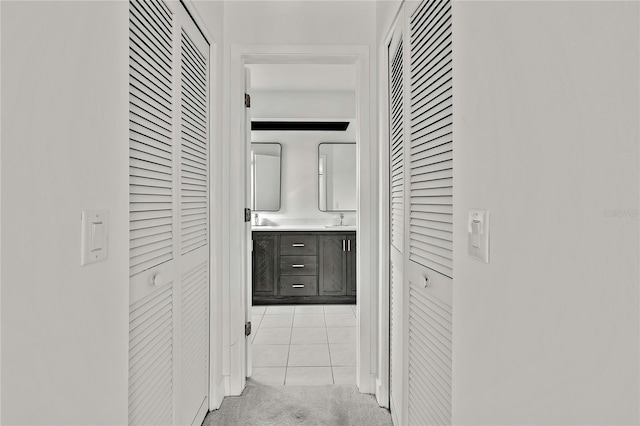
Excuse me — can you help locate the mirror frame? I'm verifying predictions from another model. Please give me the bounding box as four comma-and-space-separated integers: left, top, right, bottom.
251, 142, 282, 212
317, 142, 357, 212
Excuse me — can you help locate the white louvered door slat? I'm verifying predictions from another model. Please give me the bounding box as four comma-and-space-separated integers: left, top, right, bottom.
390, 35, 404, 253
129, 1, 210, 425
129, 0, 174, 280
408, 0, 453, 278
180, 262, 209, 424
129, 283, 174, 426
129, 1, 177, 424
180, 28, 208, 256
404, 1, 453, 425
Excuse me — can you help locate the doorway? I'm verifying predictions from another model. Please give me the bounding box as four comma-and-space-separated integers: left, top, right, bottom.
223, 45, 377, 397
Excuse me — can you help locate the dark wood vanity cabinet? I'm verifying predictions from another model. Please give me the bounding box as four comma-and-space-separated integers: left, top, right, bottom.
252, 231, 356, 305
252, 234, 278, 297
318, 234, 356, 297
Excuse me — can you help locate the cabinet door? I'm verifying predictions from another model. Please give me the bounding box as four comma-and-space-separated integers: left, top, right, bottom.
346, 232, 356, 296
252, 234, 278, 297
319, 234, 347, 296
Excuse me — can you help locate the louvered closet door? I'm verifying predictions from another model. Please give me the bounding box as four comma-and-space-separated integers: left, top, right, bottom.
387, 17, 406, 426
176, 13, 210, 426
129, 1, 210, 425
404, 0, 453, 425
129, 0, 176, 424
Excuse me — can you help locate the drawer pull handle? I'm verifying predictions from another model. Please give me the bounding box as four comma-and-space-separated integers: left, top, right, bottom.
292, 264, 305, 268
292, 284, 305, 288
292, 243, 305, 247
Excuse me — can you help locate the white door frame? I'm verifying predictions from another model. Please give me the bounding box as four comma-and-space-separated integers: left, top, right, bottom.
376, 4, 405, 417
376, 21, 393, 414
223, 43, 378, 397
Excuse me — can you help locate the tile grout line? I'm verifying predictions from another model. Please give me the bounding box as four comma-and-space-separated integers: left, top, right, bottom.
284, 307, 297, 385
252, 305, 356, 385
324, 306, 336, 384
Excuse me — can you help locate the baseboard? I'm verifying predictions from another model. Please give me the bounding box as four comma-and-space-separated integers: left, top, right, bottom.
223, 375, 231, 397
390, 397, 400, 426
375, 377, 389, 409
357, 372, 377, 395
209, 378, 225, 411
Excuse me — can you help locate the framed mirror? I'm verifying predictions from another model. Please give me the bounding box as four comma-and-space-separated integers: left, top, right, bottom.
251, 143, 282, 211
318, 143, 356, 211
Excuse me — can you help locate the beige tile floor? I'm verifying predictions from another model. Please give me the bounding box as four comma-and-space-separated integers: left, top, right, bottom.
250, 304, 357, 386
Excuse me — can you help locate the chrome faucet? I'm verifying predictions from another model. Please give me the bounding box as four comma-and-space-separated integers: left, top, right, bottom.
339, 213, 344, 226
254, 213, 259, 226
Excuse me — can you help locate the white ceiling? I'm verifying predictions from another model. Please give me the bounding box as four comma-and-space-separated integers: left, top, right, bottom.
248, 64, 357, 92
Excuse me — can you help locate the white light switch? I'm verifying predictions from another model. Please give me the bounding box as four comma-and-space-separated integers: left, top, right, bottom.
468, 209, 489, 263
91, 222, 104, 252
81, 210, 108, 265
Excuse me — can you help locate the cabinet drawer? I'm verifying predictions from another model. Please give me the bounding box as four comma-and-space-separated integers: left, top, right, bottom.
280, 276, 317, 296
280, 256, 317, 275
280, 235, 317, 255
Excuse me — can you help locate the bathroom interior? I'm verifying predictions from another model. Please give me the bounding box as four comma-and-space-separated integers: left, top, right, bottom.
248, 63, 359, 385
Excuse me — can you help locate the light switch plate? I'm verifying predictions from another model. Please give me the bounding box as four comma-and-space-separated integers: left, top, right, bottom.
468, 209, 489, 263
81, 210, 108, 266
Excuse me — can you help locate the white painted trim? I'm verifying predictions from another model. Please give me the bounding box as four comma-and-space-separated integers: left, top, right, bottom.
178, 0, 224, 412
225, 43, 377, 396
179, 0, 212, 44
207, 37, 225, 413
180, 0, 224, 410
377, 2, 407, 412
376, 18, 392, 411
390, 394, 400, 426
1, 1, 4, 418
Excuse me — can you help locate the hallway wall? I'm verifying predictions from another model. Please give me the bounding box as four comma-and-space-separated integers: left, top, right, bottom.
452, 1, 639, 424
1, 0, 226, 423
1, 2, 129, 424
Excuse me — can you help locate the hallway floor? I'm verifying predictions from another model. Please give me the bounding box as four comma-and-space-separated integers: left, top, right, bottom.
203, 381, 392, 426
250, 304, 357, 385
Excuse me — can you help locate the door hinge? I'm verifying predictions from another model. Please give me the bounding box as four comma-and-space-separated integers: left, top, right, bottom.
244, 93, 251, 108
244, 208, 252, 222
245, 321, 252, 337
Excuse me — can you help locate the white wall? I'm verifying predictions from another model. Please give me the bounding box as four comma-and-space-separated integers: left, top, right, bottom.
1, 0, 227, 422
251, 90, 357, 223
1, 1, 129, 424
452, 1, 639, 424
224, 1, 376, 46
251, 90, 356, 120
375, 0, 403, 48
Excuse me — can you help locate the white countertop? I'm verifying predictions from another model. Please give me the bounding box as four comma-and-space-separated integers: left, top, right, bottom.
252, 225, 356, 232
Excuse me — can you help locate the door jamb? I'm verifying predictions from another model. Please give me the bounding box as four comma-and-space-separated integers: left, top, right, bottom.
224, 43, 377, 397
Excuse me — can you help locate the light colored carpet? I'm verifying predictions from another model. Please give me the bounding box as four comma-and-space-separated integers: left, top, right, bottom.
202, 381, 393, 426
